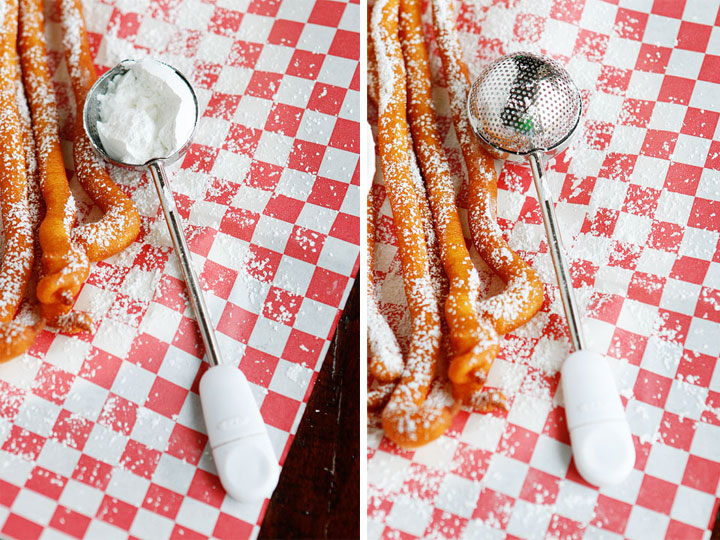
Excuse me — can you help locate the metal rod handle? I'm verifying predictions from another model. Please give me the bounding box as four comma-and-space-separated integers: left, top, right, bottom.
148, 161, 223, 366
528, 153, 586, 351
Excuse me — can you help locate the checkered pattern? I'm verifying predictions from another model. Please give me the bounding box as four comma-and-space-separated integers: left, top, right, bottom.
369, 0, 720, 538
0, 0, 358, 539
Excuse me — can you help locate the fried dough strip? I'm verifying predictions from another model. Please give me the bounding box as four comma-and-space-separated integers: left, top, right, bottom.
400, 0, 500, 405
372, 0, 452, 448
18, 0, 91, 331
432, 0, 543, 394
58, 0, 140, 262
0, 0, 35, 323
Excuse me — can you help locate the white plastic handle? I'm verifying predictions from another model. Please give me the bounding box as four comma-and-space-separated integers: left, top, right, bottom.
561, 350, 635, 488
199, 364, 279, 502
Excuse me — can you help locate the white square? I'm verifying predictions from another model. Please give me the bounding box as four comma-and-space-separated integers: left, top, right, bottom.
685, 317, 720, 356
367, 451, 411, 495
157, 346, 202, 389
529, 436, 572, 479
567, 56, 602, 93
83, 423, 127, 466
268, 358, 313, 401
64, 378, 109, 421
679, 227, 718, 260
293, 298, 337, 336
625, 399, 664, 443
462, 519, 505, 540
643, 14, 681, 47
11, 489, 56, 525
152, 453, 196, 492
435, 474, 482, 518
655, 190, 694, 225
599, 467, 643, 503
665, 379, 708, 420
196, 34, 233, 63
119, 267, 162, 303
604, 35, 642, 70
586, 92, 624, 122
607, 124, 646, 155
317, 237, 358, 277
129, 508, 175, 540
385, 494, 433, 537
554, 479, 598, 523
296, 203, 338, 235
698, 169, 720, 201
232, 185, 272, 216
43, 334, 92, 375
256, 44, 293, 74
579, 0, 616, 34
84, 519, 127, 540
659, 279, 701, 316
485, 358, 528, 395
248, 316, 293, 356
626, 71, 663, 101
176, 391, 205, 432
316, 56, 356, 88
93, 319, 137, 359
539, 19, 578, 57
507, 392, 552, 433
13, 395, 60, 438
176, 497, 220, 536
276, 0, 312, 20
212, 150, 252, 184
36, 439, 81, 478
207, 234, 249, 272
139, 302, 182, 344
672, 134, 711, 167
482, 455, 528, 498
689, 81, 720, 111
131, 407, 175, 451
648, 103, 686, 133
251, 215, 292, 253
689, 419, 720, 461
339, 89, 359, 121
59, 479, 105, 515
228, 272, 270, 313
505, 499, 553, 538
297, 23, 335, 55
192, 115, 232, 151
705, 262, 720, 289
589, 176, 628, 209
413, 436, 458, 473
296, 110, 336, 146
110, 361, 156, 405
233, 96, 273, 130
624, 506, 670, 540
617, 299, 658, 337
275, 168, 315, 201
641, 335, 683, 378
585, 525, 624, 540
670, 485, 716, 528
237, 13, 272, 43
708, 26, 720, 55
82, 0, 113, 34
275, 75, 315, 109
644, 443, 689, 483
106, 467, 150, 506
253, 131, 293, 167
666, 48, 704, 79
566, 148, 605, 178
215, 66, 253, 95
635, 247, 676, 277
628, 156, 669, 189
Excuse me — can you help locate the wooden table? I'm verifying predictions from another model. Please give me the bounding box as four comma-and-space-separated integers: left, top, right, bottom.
259, 280, 359, 539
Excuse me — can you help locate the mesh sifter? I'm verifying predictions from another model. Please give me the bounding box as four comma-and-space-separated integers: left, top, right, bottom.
468, 53, 635, 488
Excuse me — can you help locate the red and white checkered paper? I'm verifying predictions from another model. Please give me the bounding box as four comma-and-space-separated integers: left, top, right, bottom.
368, 0, 720, 538
0, 0, 359, 538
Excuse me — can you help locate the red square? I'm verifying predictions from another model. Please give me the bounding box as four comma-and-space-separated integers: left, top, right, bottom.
666, 520, 704, 540
308, 0, 345, 27
219, 207, 259, 242
217, 302, 258, 343
308, 83, 346, 116
96, 495, 138, 530
659, 411, 696, 451
701, 388, 719, 424
51, 409, 93, 451
330, 212, 360, 245
328, 30, 359, 60
424, 509, 467, 539
587, 292, 624, 324
264, 103, 304, 137
213, 513, 254, 540
658, 76, 696, 105
200, 259, 237, 300
208, 7, 242, 37
0, 478, 19, 506
651, 0, 685, 18
262, 286, 303, 326
689, 197, 720, 232
193, 61, 222, 90
677, 21, 712, 52
72, 454, 113, 490
263, 194, 304, 223
166, 423, 207, 465
627, 272, 665, 306
2, 514, 43, 540
0, 380, 23, 421
240, 347, 280, 386
696, 286, 720, 323
99, 394, 138, 436
622, 184, 660, 217
636, 474, 678, 514
110, 10, 141, 40
519, 468, 560, 504
573, 29, 609, 62
142, 484, 183, 520
204, 92, 241, 121
247, 0, 281, 17
181, 144, 219, 174
260, 390, 301, 431
656, 309, 692, 345
542, 407, 571, 445
282, 329, 325, 368
614, 8, 648, 40
401, 463, 443, 502
32, 363, 74, 405
609, 328, 648, 366
187, 468, 225, 508
267, 19, 304, 47
699, 55, 720, 84
550, 0, 584, 23
664, 162, 702, 196
472, 488, 514, 527
134, 243, 170, 272
153, 275, 187, 313
619, 98, 655, 128
247, 244, 282, 283
49, 505, 91, 539
599, 152, 637, 182
25, 466, 67, 500
547, 515, 584, 539
145, 377, 188, 419
329, 118, 360, 153
451, 442, 491, 481
128, 333, 170, 373
513, 13, 545, 43
223, 123, 261, 158
120, 439, 161, 479
670, 256, 710, 284
2, 425, 45, 460
498, 424, 539, 463
306, 266, 348, 306
560, 175, 596, 204
77, 349, 122, 390
640, 129, 677, 159
682, 107, 719, 139
581, 207, 619, 237
287, 139, 326, 174
633, 368, 672, 407
87, 263, 129, 291
245, 71, 283, 100
597, 65, 632, 95
591, 494, 632, 534
246, 160, 283, 191
648, 220, 683, 253
228, 40, 263, 69
682, 454, 720, 494
677, 350, 716, 388
284, 225, 326, 265
635, 43, 672, 73
286, 50, 325, 79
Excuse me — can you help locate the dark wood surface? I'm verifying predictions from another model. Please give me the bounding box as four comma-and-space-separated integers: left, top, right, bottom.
259, 279, 360, 540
